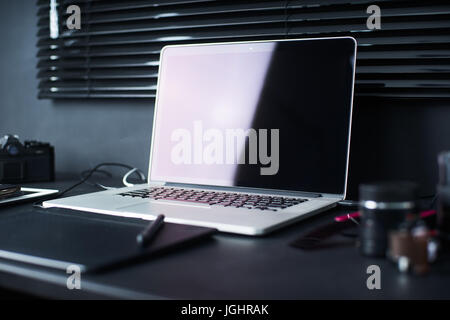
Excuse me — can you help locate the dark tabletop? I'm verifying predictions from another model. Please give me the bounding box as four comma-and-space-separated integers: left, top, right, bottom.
0, 175, 449, 300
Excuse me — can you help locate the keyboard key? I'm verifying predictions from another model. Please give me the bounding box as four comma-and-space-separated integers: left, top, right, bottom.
117, 187, 308, 211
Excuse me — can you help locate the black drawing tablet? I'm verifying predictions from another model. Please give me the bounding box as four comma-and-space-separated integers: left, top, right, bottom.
0, 207, 216, 273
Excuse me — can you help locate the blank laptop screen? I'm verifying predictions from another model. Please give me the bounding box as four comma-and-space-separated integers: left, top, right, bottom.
150, 38, 356, 195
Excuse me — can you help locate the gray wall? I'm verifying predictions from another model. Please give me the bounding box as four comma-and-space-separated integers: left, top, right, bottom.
0, 1, 153, 175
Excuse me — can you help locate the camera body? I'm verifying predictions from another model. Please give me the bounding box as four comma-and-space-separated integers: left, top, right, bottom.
0, 135, 55, 183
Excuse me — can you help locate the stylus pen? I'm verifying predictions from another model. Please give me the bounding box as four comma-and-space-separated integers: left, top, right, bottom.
136, 214, 165, 247
334, 210, 436, 222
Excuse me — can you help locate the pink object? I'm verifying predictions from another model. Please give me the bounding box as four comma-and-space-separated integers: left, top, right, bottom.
334, 210, 436, 222
334, 212, 360, 222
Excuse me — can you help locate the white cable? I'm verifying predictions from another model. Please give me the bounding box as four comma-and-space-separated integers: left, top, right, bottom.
96, 183, 116, 190
123, 168, 146, 187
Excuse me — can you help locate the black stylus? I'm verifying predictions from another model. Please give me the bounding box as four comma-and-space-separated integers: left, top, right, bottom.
136, 214, 165, 247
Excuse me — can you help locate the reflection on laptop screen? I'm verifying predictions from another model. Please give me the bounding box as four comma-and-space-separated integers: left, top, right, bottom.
150, 38, 356, 195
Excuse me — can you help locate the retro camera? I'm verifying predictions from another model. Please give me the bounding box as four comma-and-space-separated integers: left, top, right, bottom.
0, 135, 55, 183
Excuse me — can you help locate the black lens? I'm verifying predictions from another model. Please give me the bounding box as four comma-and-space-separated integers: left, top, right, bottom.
6, 144, 20, 156
359, 182, 418, 257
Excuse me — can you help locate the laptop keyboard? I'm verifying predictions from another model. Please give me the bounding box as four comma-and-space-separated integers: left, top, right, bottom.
117, 187, 308, 211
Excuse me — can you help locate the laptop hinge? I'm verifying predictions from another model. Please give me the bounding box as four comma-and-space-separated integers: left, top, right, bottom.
147, 181, 165, 186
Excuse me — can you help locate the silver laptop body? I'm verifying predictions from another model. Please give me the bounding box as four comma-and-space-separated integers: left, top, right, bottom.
43, 37, 357, 235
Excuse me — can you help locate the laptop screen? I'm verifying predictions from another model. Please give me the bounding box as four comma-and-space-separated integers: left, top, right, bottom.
150, 38, 356, 195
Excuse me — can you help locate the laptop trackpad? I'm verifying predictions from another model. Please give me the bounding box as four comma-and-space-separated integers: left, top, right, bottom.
117, 201, 211, 212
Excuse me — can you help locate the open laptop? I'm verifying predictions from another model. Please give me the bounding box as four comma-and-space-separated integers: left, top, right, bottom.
43, 37, 357, 235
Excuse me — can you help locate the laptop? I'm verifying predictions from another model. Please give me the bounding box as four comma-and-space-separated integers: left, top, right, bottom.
43, 37, 357, 235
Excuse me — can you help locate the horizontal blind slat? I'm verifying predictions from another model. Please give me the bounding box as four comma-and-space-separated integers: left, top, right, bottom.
36, 0, 450, 99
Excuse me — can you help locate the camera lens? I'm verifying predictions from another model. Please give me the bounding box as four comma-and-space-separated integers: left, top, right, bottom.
6, 144, 19, 156
359, 182, 419, 257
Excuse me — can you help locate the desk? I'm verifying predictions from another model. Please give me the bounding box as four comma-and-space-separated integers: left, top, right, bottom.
0, 175, 449, 299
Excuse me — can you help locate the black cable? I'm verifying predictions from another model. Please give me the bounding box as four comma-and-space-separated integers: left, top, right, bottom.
32, 162, 145, 209
81, 165, 146, 190
80, 169, 112, 179
58, 162, 139, 198
80, 169, 113, 187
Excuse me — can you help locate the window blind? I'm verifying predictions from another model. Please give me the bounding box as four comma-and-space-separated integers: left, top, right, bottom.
36, 0, 450, 99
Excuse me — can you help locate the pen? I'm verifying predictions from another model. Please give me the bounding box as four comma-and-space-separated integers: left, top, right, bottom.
136, 214, 165, 247
334, 210, 436, 222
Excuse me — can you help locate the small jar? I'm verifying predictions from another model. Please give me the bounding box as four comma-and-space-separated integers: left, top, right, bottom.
359, 182, 419, 257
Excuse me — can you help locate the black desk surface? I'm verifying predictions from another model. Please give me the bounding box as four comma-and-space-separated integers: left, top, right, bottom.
1, 175, 449, 300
